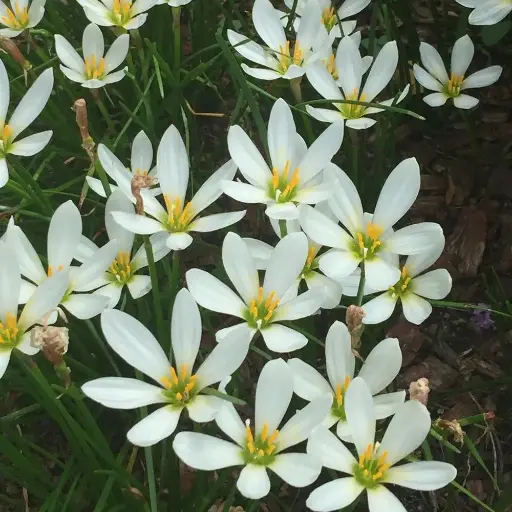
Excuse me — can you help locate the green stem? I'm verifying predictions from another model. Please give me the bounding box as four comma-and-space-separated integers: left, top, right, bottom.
349, 129, 360, 187
279, 219, 288, 238
144, 235, 165, 345
95, 159, 111, 198
356, 261, 366, 307
290, 77, 303, 103
172, 7, 182, 74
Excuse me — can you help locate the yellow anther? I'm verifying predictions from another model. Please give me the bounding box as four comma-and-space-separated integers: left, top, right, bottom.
268, 430, 279, 444
261, 424, 269, 442
264, 292, 276, 309
370, 239, 381, 251
179, 363, 188, 380
247, 441, 255, 453
272, 168, 279, 189
258, 449, 265, 457
282, 160, 290, 179
343, 375, 351, 391
266, 445, 276, 455
47, 264, 64, 277
363, 469, 369, 477
175, 392, 183, 401
373, 471, 382, 480
401, 277, 411, 291
379, 463, 391, 473
160, 376, 172, 389
335, 383, 343, 406
264, 310, 273, 322
306, 246, 316, 267
2, 125, 12, 143
184, 381, 195, 393
257, 287, 264, 303
170, 367, 179, 385
288, 169, 299, 189
359, 453, 365, 467
245, 424, 254, 444
367, 222, 383, 240
357, 232, 364, 250
365, 443, 373, 461
377, 451, 389, 466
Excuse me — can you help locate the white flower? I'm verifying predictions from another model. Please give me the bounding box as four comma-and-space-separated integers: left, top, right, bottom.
0, 243, 69, 379
288, 321, 405, 441
298, 160, 444, 290
227, 0, 329, 81
244, 207, 343, 309
456, 0, 512, 26
281, 0, 370, 39
111, 125, 245, 251
0, 61, 53, 188
76, 0, 157, 30
363, 236, 452, 325
306, 37, 410, 130
158, 0, 192, 6
306, 377, 457, 511
4, 200, 117, 319
173, 359, 332, 499
186, 232, 325, 353
0, 0, 45, 37
223, 98, 343, 221
82, 289, 251, 447
55, 23, 129, 89
413, 35, 502, 109
75, 190, 172, 309
88, 130, 160, 200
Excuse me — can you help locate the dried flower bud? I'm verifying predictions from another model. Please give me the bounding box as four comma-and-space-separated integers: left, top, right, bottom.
409, 377, 430, 405
346, 305, 365, 349
30, 326, 69, 366
131, 174, 156, 215
436, 419, 465, 444
0, 37, 30, 70
74, 99, 91, 142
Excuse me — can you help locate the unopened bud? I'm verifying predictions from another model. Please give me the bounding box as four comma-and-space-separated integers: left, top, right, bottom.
131, 174, 156, 215
346, 305, 365, 349
436, 419, 465, 444
30, 326, 69, 366
409, 377, 430, 405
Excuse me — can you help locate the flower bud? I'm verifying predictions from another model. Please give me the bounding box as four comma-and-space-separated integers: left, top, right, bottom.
346, 305, 365, 349
409, 377, 430, 405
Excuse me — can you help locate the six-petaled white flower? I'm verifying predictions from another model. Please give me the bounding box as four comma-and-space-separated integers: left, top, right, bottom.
288, 321, 405, 440
363, 234, 452, 325
76, 0, 157, 30
299, 159, 444, 290
82, 289, 250, 446
173, 358, 332, 499
223, 98, 344, 220
55, 23, 129, 88
0, 61, 53, 188
306, 37, 409, 129
456, 0, 512, 26
0, 0, 46, 37
413, 35, 502, 109
111, 125, 245, 250
227, 0, 329, 81
186, 232, 325, 353
0, 243, 69, 379
306, 378, 457, 511
75, 190, 172, 308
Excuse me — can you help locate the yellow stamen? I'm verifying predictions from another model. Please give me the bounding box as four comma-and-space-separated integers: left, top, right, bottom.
367, 222, 383, 240
246, 424, 254, 444
359, 453, 365, 468
184, 381, 195, 393
160, 376, 172, 389
306, 246, 316, 267
2, 125, 12, 143
263, 310, 273, 322
373, 471, 382, 480
343, 375, 351, 391
266, 445, 276, 455
379, 463, 391, 473
363, 469, 369, 477
179, 363, 188, 380
282, 160, 290, 179
258, 449, 265, 457
261, 424, 268, 442
170, 367, 179, 385
264, 292, 276, 309
357, 232, 364, 250
365, 443, 373, 461
257, 287, 264, 303
175, 392, 183, 401
335, 383, 343, 406
47, 264, 64, 277
288, 169, 299, 189
401, 266, 408, 278
377, 451, 389, 466
268, 430, 279, 444
272, 168, 279, 189
247, 441, 255, 453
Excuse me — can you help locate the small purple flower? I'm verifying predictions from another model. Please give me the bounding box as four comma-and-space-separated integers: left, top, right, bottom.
472, 304, 495, 330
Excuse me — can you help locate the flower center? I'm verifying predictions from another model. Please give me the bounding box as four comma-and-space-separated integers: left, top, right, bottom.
268, 160, 300, 203
243, 421, 279, 465
244, 286, 280, 329
320, 7, 336, 31
111, 0, 133, 25
0, 313, 19, 348
47, 264, 64, 277
301, 246, 319, 278
0, 2, 29, 29
325, 53, 338, 81
84, 55, 106, 80
277, 40, 304, 73
389, 266, 412, 299
353, 443, 391, 488
339, 89, 367, 119
160, 364, 198, 406
445, 73, 464, 97
352, 222, 384, 260
0, 124, 12, 155
108, 251, 133, 285
331, 376, 351, 420
163, 196, 195, 232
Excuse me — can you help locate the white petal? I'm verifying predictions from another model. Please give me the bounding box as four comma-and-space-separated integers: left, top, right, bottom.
367, 485, 407, 512
0, 350, 12, 379
268, 98, 296, 172
413, 268, 451, 300
131, 130, 153, 174
54, 35, 85, 73
82, 377, 166, 409
243, 238, 272, 270
186, 269, 245, 318
47, 200, 82, 271
336, 36, 363, 99
345, 117, 377, 130
362, 293, 397, 324
82, 23, 104, 62
189, 211, 246, 233
104, 33, 129, 71
365, 257, 401, 291
0, 59, 9, 125
73, 240, 118, 292
0, 158, 8, 188
307, 426, 357, 473
100, 308, 169, 384
287, 358, 332, 401
255, 358, 293, 435
127, 406, 182, 446
227, 125, 271, 188
419, 42, 449, 83
345, 377, 375, 456
241, 65, 282, 80
358, 338, 402, 394
453, 94, 479, 109
423, 92, 448, 107
173, 431, 243, 469
63, 292, 108, 320
227, 29, 270, 67
384, 461, 457, 490
171, 288, 201, 373
9, 131, 52, 156
166, 232, 193, 250
252, 0, 286, 52
237, 464, 271, 500
306, 478, 364, 511
305, 105, 344, 123
187, 395, 223, 422
469, 4, 512, 25
462, 65, 502, 89
451, 34, 474, 78
273, 288, 324, 321
305, 271, 343, 309
338, 0, 371, 19
325, 320, 354, 390
270, 453, 322, 487
189, 160, 238, 214
402, 293, 432, 325
404, 236, 445, 277
373, 391, 406, 420
319, 249, 360, 280
386, 222, 444, 255
221, 180, 267, 204
16, 332, 39, 355
95, 283, 122, 308
261, 323, 308, 352
215, 401, 246, 445
362, 41, 398, 102
105, 189, 135, 253
378, 400, 431, 466
131, 231, 171, 270
126, 274, 151, 300
299, 204, 353, 249
8, 68, 53, 138
265, 202, 298, 220
278, 394, 333, 451
111, 212, 164, 235
373, 157, 420, 231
